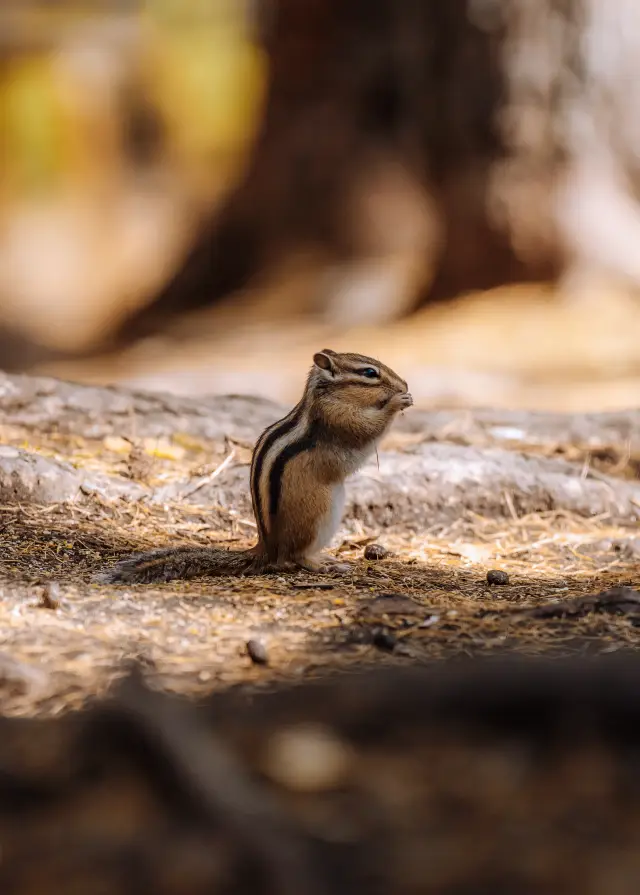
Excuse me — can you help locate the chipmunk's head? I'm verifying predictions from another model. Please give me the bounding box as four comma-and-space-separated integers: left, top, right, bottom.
310, 349, 412, 427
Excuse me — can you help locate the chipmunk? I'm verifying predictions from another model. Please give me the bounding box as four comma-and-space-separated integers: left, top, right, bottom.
98, 350, 412, 584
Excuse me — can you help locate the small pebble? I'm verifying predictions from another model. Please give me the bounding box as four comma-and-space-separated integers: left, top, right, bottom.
419, 614, 440, 628
487, 569, 510, 586
364, 543, 389, 561
263, 724, 352, 791
614, 539, 640, 560
246, 639, 269, 665
372, 628, 397, 651
39, 581, 61, 610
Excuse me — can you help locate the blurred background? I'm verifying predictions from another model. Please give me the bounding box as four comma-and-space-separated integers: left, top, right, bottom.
2, 0, 640, 410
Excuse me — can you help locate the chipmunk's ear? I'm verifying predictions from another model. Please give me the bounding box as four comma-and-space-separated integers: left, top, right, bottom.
313, 351, 336, 374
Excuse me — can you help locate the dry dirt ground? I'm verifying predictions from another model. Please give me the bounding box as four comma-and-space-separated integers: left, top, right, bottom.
0, 372, 639, 717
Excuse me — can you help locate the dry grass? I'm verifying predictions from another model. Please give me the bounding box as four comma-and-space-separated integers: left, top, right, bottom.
0, 436, 638, 719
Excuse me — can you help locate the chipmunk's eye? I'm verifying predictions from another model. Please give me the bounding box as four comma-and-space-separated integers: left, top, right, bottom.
357, 367, 380, 379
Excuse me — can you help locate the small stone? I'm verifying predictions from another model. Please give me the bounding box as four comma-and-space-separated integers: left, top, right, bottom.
614, 539, 640, 560
372, 628, 397, 651
364, 543, 389, 561
246, 639, 268, 665
487, 569, 510, 586
39, 581, 61, 610
419, 614, 440, 628
263, 724, 352, 791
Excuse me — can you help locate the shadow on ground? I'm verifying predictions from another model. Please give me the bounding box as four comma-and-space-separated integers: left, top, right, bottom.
0, 503, 638, 716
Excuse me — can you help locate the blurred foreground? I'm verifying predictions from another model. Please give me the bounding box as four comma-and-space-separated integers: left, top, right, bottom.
2, 658, 640, 894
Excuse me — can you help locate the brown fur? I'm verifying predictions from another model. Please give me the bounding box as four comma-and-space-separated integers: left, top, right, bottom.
98, 350, 411, 585
272, 451, 332, 565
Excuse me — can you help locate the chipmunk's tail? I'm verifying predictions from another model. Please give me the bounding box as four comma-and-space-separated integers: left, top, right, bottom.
95, 546, 263, 585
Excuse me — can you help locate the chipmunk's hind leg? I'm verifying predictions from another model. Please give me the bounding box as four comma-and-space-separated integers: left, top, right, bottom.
307, 482, 353, 573
274, 467, 352, 574
316, 554, 354, 574
294, 555, 353, 574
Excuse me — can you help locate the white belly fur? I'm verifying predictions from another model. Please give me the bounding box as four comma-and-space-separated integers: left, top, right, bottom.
310, 440, 379, 556
311, 483, 346, 555
342, 443, 377, 477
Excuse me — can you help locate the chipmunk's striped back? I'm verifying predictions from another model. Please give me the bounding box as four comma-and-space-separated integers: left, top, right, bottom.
250, 397, 310, 548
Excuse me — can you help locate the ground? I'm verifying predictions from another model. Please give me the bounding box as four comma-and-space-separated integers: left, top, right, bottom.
0, 373, 639, 717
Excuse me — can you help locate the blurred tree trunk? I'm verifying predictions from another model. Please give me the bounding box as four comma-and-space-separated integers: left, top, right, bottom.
107, 0, 567, 349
